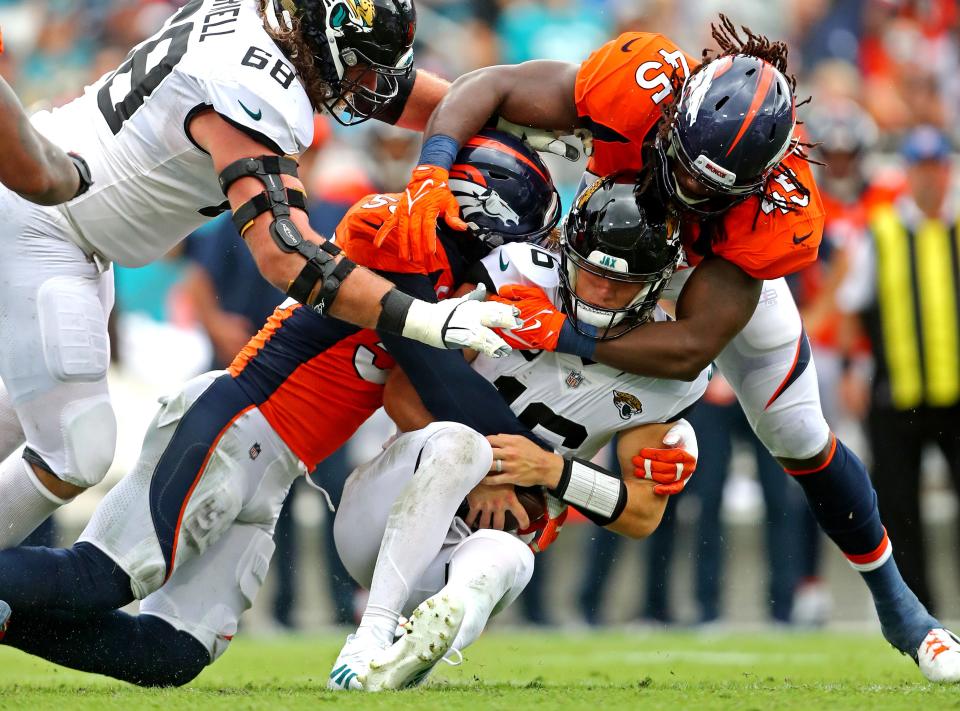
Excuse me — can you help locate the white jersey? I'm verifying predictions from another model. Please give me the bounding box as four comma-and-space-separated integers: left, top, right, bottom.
472, 242, 709, 460
29, 0, 314, 267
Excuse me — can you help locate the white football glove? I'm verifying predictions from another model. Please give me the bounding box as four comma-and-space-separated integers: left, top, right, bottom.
496, 117, 590, 162
402, 285, 521, 358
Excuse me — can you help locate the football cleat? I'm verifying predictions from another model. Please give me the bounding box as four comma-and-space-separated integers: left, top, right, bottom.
327, 633, 386, 691
918, 628, 960, 683
360, 593, 465, 692
0, 600, 9, 642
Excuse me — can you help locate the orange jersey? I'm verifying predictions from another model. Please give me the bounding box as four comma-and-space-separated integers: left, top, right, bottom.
576, 33, 697, 177
576, 33, 825, 280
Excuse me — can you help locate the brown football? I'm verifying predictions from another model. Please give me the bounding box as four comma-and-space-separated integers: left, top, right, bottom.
500, 486, 547, 532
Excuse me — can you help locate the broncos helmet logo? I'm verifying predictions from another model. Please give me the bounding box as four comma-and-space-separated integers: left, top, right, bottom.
449, 179, 520, 228
612, 390, 643, 420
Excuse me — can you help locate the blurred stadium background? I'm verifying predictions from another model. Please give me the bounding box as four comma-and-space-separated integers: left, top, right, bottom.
0, 0, 958, 641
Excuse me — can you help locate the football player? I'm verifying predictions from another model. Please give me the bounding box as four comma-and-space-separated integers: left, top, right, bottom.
327, 174, 705, 691
381, 15, 960, 680
0, 0, 520, 553
0, 130, 557, 687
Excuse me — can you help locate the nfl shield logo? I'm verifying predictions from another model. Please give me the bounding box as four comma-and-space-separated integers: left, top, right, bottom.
565, 370, 584, 389
249, 443, 261, 460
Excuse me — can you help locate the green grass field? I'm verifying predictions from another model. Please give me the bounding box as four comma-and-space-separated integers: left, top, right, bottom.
0, 630, 951, 709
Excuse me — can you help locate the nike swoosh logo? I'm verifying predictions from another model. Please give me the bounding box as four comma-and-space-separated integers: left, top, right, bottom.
499, 253, 510, 271
621, 37, 642, 52
238, 100, 262, 121
515, 319, 541, 333
793, 232, 813, 245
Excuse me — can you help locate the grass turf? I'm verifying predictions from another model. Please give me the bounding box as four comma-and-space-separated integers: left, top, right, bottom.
0, 630, 950, 709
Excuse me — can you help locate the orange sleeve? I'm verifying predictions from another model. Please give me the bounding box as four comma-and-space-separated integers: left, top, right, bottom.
575, 33, 698, 176
712, 154, 826, 280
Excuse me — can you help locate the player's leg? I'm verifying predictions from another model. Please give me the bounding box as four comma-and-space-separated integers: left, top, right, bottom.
330, 423, 492, 689
343, 423, 492, 648
361, 529, 534, 692
0, 196, 115, 547
716, 278, 942, 664
0, 605, 209, 687
2, 523, 280, 687
867, 406, 930, 609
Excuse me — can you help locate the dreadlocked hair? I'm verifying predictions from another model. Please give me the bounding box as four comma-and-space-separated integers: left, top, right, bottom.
653, 14, 821, 240
256, 1, 331, 114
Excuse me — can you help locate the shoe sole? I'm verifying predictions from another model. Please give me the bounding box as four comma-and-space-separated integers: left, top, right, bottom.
361, 593, 464, 692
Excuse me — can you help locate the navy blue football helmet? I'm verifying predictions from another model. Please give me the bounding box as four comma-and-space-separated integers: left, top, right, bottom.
657, 54, 797, 214
448, 129, 562, 247
269, 1, 416, 125
560, 173, 682, 340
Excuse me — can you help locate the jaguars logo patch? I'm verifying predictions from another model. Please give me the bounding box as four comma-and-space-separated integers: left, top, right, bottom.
612, 391, 642, 420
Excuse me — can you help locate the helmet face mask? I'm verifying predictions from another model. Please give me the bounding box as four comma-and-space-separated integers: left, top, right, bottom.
560, 174, 682, 341
282, 0, 416, 125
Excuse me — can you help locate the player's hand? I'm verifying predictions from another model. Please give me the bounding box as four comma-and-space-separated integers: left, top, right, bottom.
466, 482, 530, 531
495, 117, 582, 162
633, 418, 699, 496
489, 284, 567, 351
374, 164, 468, 263
484, 433, 564, 488
530, 493, 569, 553
402, 285, 521, 358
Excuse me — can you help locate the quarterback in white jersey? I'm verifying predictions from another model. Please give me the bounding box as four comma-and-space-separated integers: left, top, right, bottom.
329, 182, 707, 691
0, 0, 520, 550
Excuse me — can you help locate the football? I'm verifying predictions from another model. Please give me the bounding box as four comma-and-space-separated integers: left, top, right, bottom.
504, 486, 547, 532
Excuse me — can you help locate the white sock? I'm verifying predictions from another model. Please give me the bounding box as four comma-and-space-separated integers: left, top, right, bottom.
446, 530, 534, 651
0, 381, 25, 459
0, 457, 70, 548
363, 425, 491, 646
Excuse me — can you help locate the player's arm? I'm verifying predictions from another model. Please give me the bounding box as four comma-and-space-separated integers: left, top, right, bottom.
392, 69, 450, 132
373, 61, 581, 256
484, 422, 678, 539
495, 256, 761, 381
425, 61, 581, 147
592, 257, 761, 380
188, 110, 517, 356
0, 76, 88, 205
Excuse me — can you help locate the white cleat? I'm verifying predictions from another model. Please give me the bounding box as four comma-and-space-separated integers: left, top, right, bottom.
360, 593, 465, 692
918, 628, 960, 683
327, 633, 386, 691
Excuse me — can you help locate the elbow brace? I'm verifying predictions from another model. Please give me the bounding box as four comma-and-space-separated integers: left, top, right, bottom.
549, 454, 627, 526
218, 155, 356, 315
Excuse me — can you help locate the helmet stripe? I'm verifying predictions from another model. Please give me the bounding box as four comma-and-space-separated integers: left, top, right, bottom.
725, 62, 776, 158
464, 137, 548, 182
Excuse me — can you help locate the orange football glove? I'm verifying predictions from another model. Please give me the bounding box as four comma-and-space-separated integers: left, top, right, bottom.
632, 419, 698, 496
374, 165, 468, 264
489, 284, 567, 351
528, 493, 569, 553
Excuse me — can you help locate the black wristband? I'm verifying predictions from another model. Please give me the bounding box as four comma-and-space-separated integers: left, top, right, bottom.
550, 454, 627, 527
68, 152, 93, 199
376, 289, 414, 336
